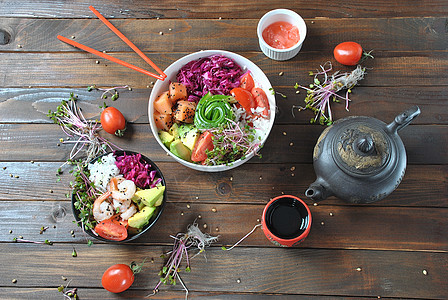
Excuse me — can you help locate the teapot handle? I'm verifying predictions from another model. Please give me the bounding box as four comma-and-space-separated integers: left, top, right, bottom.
386, 106, 421, 134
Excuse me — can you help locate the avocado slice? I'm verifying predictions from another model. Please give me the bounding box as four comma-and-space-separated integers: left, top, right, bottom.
128, 206, 157, 229
135, 186, 165, 207
159, 130, 175, 148
178, 124, 199, 150
169, 123, 180, 139
170, 139, 192, 162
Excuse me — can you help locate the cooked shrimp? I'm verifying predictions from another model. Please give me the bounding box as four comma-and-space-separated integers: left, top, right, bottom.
112, 198, 131, 214
93, 191, 113, 222
120, 203, 137, 220
109, 177, 136, 201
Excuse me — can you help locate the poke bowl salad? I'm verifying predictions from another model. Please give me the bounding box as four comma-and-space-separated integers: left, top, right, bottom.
149, 50, 276, 172
71, 150, 166, 242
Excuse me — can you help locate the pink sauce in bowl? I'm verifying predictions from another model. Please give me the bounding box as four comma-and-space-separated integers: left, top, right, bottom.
262, 21, 300, 49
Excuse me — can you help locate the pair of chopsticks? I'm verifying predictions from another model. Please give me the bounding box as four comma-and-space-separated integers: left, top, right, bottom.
57, 6, 166, 81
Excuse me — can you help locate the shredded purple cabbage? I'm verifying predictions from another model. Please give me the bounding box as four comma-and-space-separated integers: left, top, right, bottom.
176, 54, 243, 102
115, 152, 162, 189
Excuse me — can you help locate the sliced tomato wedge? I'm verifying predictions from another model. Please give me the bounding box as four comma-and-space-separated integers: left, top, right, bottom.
95, 218, 128, 241
191, 131, 214, 162
111, 214, 129, 229
239, 72, 255, 91
230, 87, 255, 115
251, 88, 270, 117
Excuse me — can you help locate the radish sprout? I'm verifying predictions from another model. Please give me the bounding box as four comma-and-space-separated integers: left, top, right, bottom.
292, 62, 366, 125
87, 84, 130, 101
47, 93, 121, 166
222, 223, 262, 251
148, 223, 219, 299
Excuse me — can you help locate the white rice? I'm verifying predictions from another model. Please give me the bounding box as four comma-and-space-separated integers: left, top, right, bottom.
231, 105, 269, 143
88, 153, 120, 192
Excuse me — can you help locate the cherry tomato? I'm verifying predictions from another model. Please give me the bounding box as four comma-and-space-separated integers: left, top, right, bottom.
95, 218, 128, 241
101, 107, 126, 136
333, 42, 363, 66
230, 87, 255, 115
191, 131, 214, 162
239, 72, 255, 91
102, 264, 134, 293
251, 88, 270, 117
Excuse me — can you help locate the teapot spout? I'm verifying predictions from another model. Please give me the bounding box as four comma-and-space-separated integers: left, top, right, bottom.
305, 180, 332, 202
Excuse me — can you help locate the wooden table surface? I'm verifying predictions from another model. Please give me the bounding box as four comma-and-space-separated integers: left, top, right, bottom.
0, 1, 447, 299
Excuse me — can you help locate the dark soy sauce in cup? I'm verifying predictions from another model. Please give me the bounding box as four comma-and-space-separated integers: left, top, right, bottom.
265, 197, 309, 239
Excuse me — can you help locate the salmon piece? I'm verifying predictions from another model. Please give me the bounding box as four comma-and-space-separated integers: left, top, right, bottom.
154, 111, 173, 131
169, 82, 188, 102
173, 101, 196, 123
154, 91, 173, 114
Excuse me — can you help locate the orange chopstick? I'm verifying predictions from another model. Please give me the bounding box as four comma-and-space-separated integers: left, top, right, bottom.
57, 35, 165, 80
89, 5, 166, 79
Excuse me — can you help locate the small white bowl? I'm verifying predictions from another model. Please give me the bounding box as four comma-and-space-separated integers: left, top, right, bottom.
148, 50, 276, 172
257, 9, 307, 61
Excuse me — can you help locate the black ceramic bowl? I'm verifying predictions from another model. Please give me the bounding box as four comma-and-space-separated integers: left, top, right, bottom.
71, 150, 167, 243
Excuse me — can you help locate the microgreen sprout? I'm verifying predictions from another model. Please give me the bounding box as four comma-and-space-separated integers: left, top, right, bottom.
13, 237, 53, 245
87, 85, 130, 101
47, 93, 121, 167
292, 62, 366, 125
58, 279, 79, 299
148, 223, 219, 299
205, 118, 261, 166
269, 87, 287, 98
222, 223, 262, 251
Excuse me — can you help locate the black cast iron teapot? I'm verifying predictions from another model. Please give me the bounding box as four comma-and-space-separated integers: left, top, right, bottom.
305, 106, 420, 204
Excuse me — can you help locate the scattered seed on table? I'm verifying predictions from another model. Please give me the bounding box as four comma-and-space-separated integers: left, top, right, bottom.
257, 218, 260, 222
15, 175, 19, 178
198, 214, 202, 219
211, 208, 217, 213
61, 276, 67, 281
236, 278, 241, 283
311, 21, 315, 24
128, 87, 132, 91
186, 204, 191, 209
17, 44, 22, 48
283, 131, 287, 136
203, 223, 207, 229
168, 28, 172, 31
9, 230, 12, 234
102, 50, 107, 53
356, 267, 362, 272
218, 17, 222, 20
19, 236, 23, 239
70, 230, 74, 235
180, 212, 184, 216
291, 166, 296, 171
215, 227, 219, 232
159, 31, 163, 35
314, 203, 318, 206
49, 190, 53, 193
195, 196, 199, 199
422, 269, 428, 275
329, 212, 334, 216
259, 176, 262, 180
320, 221, 325, 226
230, 176, 233, 181
290, 142, 294, 146
96, 60, 100, 64
291, 173, 295, 177
2, 166, 6, 170
278, 72, 284, 76
71, 36, 75, 39
10, 174, 13, 177
12, 279, 17, 283
296, 90, 300, 94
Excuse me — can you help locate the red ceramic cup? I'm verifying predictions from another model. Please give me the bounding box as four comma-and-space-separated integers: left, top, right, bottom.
261, 195, 312, 247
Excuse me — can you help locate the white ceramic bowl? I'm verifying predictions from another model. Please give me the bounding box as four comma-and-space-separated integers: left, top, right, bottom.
148, 50, 276, 172
257, 9, 307, 61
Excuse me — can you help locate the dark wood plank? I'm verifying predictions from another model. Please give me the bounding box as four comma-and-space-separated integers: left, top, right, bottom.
0, 124, 446, 164
1, 86, 447, 125
0, 288, 391, 300
1, 200, 447, 252
1, 162, 446, 208
0, 52, 447, 88
1, 17, 447, 52
0, 244, 446, 298
0, 1, 447, 18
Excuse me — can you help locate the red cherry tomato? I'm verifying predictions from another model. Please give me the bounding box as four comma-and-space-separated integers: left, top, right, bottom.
333, 42, 363, 66
251, 88, 270, 117
95, 218, 128, 241
239, 72, 255, 91
191, 131, 214, 162
230, 87, 255, 115
102, 264, 134, 293
101, 107, 126, 136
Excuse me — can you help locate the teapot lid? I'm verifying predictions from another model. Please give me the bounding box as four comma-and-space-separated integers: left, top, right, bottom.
331, 118, 393, 176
